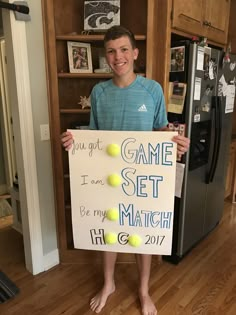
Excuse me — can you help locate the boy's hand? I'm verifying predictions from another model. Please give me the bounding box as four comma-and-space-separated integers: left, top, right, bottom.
61, 131, 73, 151
172, 135, 190, 157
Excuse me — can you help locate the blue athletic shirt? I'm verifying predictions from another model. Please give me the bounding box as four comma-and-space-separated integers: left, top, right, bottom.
89, 75, 168, 131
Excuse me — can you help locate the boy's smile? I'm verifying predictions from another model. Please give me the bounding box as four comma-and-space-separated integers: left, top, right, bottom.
105, 36, 139, 86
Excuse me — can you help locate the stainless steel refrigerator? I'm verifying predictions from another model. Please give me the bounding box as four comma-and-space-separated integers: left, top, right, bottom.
165, 41, 236, 263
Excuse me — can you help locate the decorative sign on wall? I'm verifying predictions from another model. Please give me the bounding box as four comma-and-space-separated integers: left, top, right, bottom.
68, 130, 177, 255
84, 0, 120, 31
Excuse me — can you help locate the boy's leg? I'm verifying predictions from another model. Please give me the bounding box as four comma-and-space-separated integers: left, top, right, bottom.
136, 254, 157, 315
90, 251, 117, 313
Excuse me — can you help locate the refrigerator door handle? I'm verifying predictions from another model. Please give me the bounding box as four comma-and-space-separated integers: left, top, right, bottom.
206, 96, 222, 184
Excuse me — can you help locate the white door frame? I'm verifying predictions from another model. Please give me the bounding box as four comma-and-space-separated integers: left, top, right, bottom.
3, 4, 44, 275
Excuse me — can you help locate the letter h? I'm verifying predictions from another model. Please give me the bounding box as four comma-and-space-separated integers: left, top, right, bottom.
90, 229, 105, 245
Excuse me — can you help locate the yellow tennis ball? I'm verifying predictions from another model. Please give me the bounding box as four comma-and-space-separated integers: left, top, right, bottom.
105, 232, 117, 245
106, 143, 120, 157
106, 208, 119, 221
107, 173, 121, 187
128, 234, 142, 247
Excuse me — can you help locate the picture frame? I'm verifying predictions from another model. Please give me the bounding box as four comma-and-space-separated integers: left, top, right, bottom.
170, 46, 185, 72
67, 41, 93, 73
84, 0, 120, 31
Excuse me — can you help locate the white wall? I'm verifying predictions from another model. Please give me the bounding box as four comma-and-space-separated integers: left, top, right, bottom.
25, 1, 58, 257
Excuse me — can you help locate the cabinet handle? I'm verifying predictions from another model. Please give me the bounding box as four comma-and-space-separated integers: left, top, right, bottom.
203, 20, 211, 27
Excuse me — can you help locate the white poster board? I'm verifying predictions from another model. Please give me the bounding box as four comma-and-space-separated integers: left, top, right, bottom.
68, 130, 177, 255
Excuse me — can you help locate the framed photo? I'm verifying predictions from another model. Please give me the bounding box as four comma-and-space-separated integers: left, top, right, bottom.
170, 46, 185, 72
67, 41, 93, 73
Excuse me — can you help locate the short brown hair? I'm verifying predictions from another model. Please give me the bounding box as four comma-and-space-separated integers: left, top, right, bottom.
104, 26, 136, 49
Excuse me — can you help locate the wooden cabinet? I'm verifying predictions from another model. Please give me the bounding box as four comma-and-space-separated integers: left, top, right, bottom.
172, 0, 231, 44
225, 142, 236, 201
171, 0, 204, 37
204, 0, 231, 44
42, 0, 164, 264
228, 0, 236, 54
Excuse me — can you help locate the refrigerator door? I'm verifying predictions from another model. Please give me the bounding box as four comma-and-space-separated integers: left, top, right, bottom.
204, 96, 232, 233
166, 44, 235, 263
177, 44, 222, 257
204, 53, 236, 233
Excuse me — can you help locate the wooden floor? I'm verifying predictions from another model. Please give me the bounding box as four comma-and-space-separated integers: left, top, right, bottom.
1, 201, 236, 315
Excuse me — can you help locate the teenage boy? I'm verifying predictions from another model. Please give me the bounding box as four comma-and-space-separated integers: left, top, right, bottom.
61, 25, 190, 315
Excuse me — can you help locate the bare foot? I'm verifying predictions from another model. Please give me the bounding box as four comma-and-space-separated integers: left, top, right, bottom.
90, 283, 115, 313
139, 292, 157, 315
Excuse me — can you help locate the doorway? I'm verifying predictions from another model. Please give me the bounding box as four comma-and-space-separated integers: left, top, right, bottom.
0, 4, 47, 275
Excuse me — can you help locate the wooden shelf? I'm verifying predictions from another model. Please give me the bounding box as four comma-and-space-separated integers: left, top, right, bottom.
58, 72, 145, 79
58, 72, 114, 79
56, 34, 146, 42
60, 109, 90, 114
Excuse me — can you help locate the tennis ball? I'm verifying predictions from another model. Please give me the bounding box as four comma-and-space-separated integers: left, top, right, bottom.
128, 234, 142, 247
106, 143, 120, 157
107, 173, 121, 187
105, 232, 117, 245
106, 208, 119, 221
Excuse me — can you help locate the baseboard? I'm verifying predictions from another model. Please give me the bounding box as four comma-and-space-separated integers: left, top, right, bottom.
43, 249, 59, 271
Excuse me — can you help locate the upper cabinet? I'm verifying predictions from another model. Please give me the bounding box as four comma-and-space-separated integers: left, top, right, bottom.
204, 0, 231, 44
228, 0, 236, 53
172, 0, 231, 44
171, 0, 204, 36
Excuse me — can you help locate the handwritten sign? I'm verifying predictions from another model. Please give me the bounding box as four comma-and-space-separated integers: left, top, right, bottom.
68, 130, 177, 255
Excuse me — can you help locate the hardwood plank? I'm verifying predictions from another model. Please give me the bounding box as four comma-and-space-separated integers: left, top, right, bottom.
0, 201, 236, 314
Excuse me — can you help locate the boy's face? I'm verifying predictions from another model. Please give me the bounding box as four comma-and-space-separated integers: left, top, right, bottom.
105, 36, 139, 78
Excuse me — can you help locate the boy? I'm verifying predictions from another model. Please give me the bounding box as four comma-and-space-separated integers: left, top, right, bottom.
62, 25, 190, 315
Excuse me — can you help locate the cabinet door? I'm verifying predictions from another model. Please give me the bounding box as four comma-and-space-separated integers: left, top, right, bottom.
228, 0, 236, 53
172, 0, 204, 36
204, 0, 230, 44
